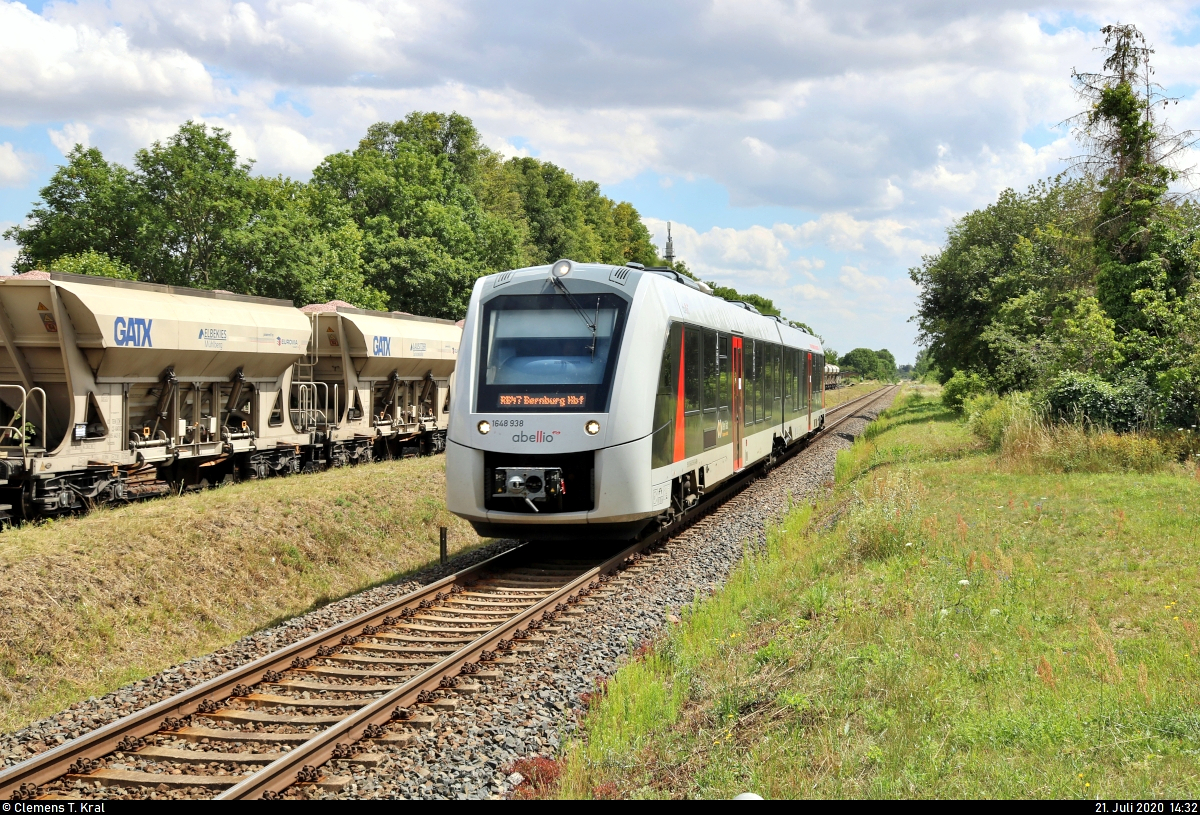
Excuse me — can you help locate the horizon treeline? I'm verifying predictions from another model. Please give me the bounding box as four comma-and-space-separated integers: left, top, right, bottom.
4, 112, 785, 322
911, 24, 1200, 428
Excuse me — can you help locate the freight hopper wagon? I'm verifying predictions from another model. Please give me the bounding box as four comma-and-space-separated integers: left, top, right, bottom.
0, 272, 458, 521
299, 301, 458, 464
446, 259, 826, 541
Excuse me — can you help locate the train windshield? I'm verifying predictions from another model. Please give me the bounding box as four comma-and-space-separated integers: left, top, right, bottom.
477, 292, 628, 412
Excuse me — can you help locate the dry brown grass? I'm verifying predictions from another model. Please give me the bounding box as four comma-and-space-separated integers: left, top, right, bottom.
0, 455, 485, 733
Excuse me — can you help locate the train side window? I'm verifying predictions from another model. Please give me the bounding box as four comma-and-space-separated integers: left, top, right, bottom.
773, 345, 782, 420
651, 322, 682, 468
684, 328, 701, 413
783, 348, 794, 418
795, 350, 803, 415
805, 353, 812, 412
754, 341, 764, 424
764, 344, 772, 422
702, 329, 718, 449
814, 353, 825, 409
717, 333, 731, 445
797, 351, 803, 414
684, 327, 702, 456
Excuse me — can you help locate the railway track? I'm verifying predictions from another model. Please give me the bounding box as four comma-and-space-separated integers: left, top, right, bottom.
1, 384, 897, 801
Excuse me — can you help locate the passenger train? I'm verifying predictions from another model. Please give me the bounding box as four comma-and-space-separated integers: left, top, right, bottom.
446, 259, 827, 539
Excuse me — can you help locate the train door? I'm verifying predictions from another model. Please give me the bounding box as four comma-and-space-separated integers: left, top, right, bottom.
732, 336, 744, 470
806, 352, 813, 432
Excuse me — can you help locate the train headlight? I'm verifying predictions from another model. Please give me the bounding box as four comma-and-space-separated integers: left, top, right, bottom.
585, 420, 600, 436
477, 420, 491, 435
550, 259, 573, 279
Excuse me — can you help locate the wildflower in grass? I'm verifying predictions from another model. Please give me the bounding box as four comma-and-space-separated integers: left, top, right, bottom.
1037, 656, 1056, 688
959, 579, 970, 587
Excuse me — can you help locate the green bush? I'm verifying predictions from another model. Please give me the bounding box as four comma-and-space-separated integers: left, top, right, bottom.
941, 370, 989, 412
1044, 371, 1148, 431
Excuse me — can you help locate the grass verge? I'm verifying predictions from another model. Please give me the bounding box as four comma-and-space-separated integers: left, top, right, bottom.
0, 455, 485, 733
824, 381, 886, 409
554, 388, 1200, 799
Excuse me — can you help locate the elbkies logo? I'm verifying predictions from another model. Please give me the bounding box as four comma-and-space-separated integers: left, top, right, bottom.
512, 430, 560, 443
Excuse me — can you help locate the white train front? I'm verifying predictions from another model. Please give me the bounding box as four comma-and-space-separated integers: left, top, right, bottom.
446, 260, 827, 539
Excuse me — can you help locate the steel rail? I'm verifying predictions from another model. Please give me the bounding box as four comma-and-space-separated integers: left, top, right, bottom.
0, 542, 532, 799
2, 383, 899, 800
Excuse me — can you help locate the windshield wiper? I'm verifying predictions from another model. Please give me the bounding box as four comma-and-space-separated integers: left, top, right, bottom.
551, 277, 599, 359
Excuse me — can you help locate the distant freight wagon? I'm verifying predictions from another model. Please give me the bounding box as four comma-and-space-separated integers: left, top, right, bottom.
0, 271, 459, 521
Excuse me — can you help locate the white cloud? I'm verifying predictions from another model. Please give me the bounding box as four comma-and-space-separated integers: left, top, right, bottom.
774, 213, 939, 258
48, 122, 92, 155
0, 143, 35, 187
0, 1, 214, 124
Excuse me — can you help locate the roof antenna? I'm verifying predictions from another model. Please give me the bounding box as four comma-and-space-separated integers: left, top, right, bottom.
664, 222, 675, 267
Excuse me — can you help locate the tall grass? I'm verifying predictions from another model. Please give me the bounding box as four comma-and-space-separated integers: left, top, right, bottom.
845, 469, 925, 560
964, 392, 1189, 474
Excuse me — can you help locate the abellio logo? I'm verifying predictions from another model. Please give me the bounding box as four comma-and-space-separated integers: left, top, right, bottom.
512, 430, 560, 443
114, 317, 153, 347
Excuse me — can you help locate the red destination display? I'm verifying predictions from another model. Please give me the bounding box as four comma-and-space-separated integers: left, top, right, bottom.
498, 393, 587, 408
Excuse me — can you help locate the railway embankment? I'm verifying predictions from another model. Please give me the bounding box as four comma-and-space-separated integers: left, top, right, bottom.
554, 386, 1200, 799
0, 455, 485, 736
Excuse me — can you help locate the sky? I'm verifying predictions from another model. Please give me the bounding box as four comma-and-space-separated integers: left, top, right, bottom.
4, 2, 1200, 363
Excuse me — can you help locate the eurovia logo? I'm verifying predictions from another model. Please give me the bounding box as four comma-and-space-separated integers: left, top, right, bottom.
512, 430, 560, 443
114, 317, 153, 347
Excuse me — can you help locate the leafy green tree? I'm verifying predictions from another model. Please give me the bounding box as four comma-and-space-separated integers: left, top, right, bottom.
224, 177, 385, 308
312, 123, 523, 317
910, 179, 1095, 385
5, 146, 140, 272
1070, 24, 1192, 332
132, 121, 253, 288
841, 348, 883, 379
875, 348, 897, 380
941, 370, 989, 412
48, 250, 136, 279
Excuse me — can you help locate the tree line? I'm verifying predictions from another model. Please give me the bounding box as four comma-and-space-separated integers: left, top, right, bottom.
5, 112, 789, 323
911, 24, 1200, 428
